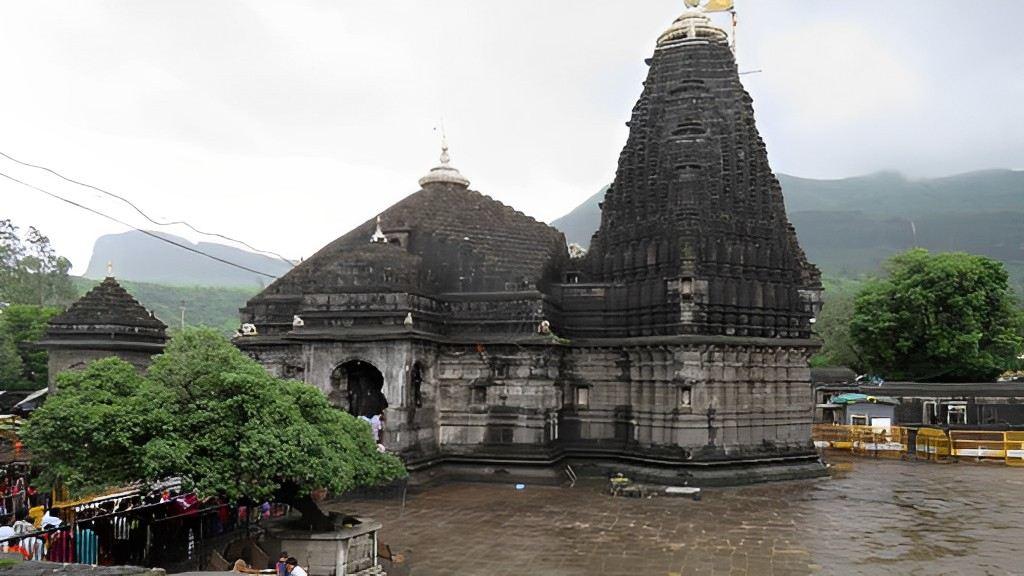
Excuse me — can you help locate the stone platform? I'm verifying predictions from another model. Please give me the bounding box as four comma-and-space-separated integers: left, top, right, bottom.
262, 517, 382, 576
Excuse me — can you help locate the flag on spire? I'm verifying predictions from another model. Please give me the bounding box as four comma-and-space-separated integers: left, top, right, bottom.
704, 0, 734, 12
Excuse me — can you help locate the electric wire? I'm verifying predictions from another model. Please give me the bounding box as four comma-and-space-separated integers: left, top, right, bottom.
0, 150, 295, 267
0, 170, 279, 279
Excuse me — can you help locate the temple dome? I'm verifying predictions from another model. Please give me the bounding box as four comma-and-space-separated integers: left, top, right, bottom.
657, 9, 729, 47
242, 151, 568, 335
418, 144, 470, 188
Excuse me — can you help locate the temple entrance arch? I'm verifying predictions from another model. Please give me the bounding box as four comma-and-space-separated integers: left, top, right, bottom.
329, 359, 388, 418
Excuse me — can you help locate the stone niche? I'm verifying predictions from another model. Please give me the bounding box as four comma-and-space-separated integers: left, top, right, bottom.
264, 517, 382, 576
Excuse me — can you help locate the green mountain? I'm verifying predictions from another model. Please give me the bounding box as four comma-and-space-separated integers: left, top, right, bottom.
551, 170, 1024, 291
72, 277, 256, 335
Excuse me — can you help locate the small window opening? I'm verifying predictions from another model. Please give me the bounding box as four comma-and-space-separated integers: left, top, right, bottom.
411, 363, 424, 408
575, 386, 590, 408
678, 387, 692, 408
472, 386, 487, 405
947, 404, 967, 425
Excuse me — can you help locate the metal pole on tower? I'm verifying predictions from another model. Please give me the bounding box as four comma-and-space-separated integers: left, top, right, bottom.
731, 9, 738, 53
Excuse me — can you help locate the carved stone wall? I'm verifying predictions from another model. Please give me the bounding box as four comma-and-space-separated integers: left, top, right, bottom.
583, 14, 821, 339
435, 344, 561, 453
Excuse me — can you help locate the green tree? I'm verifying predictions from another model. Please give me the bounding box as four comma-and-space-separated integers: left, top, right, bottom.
22, 328, 405, 529
811, 284, 862, 370
0, 304, 60, 389
0, 329, 23, 386
0, 219, 75, 307
850, 249, 1023, 381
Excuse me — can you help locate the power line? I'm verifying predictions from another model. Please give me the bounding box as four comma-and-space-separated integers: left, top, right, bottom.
0, 150, 295, 267
0, 170, 279, 280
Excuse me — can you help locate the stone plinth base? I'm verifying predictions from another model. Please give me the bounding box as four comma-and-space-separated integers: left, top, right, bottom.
264, 517, 383, 576
405, 451, 825, 488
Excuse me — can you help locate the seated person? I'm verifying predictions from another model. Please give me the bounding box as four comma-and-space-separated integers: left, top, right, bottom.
285, 557, 308, 576
232, 559, 261, 574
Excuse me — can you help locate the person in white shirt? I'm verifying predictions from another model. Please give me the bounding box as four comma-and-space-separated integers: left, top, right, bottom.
285, 557, 308, 576
369, 414, 383, 443
0, 525, 13, 552
41, 509, 62, 529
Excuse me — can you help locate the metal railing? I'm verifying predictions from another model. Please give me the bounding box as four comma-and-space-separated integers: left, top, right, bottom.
0, 496, 286, 570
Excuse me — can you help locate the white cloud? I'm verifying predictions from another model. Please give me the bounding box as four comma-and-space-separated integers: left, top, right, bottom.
759, 23, 924, 130
1, 1, 1021, 275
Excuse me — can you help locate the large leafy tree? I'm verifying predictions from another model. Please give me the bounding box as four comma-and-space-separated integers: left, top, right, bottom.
0, 304, 61, 389
0, 219, 75, 307
851, 249, 1023, 382
22, 328, 405, 529
0, 330, 23, 386
810, 282, 862, 370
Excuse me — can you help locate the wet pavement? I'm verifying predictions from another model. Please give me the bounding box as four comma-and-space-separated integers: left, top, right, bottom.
337, 456, 1024, 576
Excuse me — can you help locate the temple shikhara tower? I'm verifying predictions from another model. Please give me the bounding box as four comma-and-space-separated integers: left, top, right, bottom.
239, 5, 824, 482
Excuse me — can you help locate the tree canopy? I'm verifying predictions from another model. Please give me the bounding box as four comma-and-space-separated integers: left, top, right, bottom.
810, 278, 862, 370
850, 249, 1023, 382
22, 328, 405, 525
0, 304, 61, 389
0, 219, 75, 308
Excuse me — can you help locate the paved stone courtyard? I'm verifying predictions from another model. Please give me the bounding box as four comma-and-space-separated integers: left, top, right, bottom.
338, 456, 1024, 576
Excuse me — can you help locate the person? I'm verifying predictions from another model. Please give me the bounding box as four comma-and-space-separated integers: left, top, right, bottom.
41, 509, 62, 529
369, 414, 383, 443
232, 559, 261, 574
27, 506, 44, 529
285, 557, 308, 576
12, 511, 33, 535
47, 528, 74, 563
6, 538, 31, 560
275, 552, 289, 576
13, 521, 43, 560
358, 415, 382, 443
0, 524, 13, 552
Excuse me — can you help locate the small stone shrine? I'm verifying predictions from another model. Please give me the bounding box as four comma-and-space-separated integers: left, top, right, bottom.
38, 276, 168, 391
238, 5, 824, 482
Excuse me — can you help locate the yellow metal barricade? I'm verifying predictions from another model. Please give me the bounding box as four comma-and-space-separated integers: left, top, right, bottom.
950, 430, 1007, 461
915, 427, 952, 461
850, 426, 903, 458
1005, 432, 1024, 466
812, 424, 854, 449
813, 424, 1024, 467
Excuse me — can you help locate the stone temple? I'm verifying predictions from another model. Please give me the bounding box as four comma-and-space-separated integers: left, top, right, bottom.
39, 276, 168, 392
238, 8, 823, 483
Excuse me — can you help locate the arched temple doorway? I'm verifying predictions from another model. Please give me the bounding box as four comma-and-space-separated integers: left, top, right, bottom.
329, 360, 388, 417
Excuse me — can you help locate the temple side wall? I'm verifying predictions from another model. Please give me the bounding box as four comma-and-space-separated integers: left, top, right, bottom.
245, 337, 815, 466
435, 344, 561, 452
47, 348, 159, 392
558, 343, 814, 458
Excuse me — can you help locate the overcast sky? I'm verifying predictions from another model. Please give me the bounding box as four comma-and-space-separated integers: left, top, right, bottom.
3, 1, 1022, 275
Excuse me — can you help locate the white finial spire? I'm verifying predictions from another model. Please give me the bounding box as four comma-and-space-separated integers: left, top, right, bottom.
418, 131, 471, 188
106, 261, 113, 277
370, 216, 388, 243
439, 122, 451, 164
